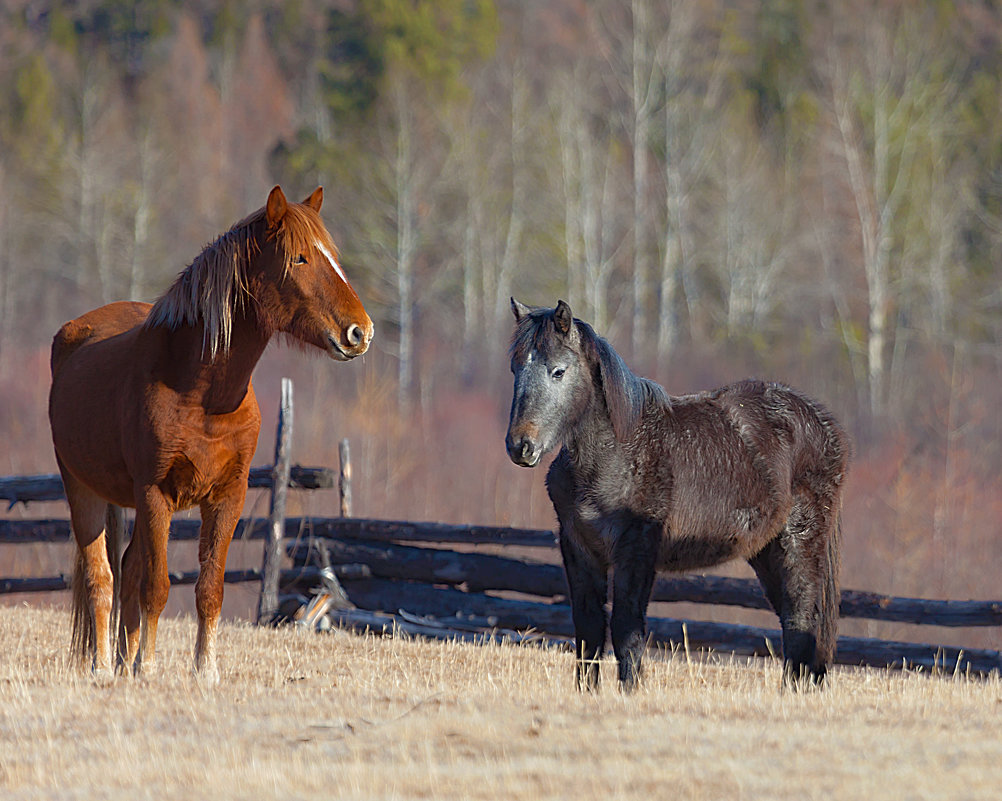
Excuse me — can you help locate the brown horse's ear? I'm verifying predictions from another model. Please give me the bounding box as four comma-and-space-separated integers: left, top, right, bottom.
554, 300, 573, 335
266, 186, 288, 228
511, 297, 531, 322
303, 187, 323, 212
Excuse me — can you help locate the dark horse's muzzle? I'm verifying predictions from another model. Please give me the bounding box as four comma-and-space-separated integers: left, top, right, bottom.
506, 425, 541, 468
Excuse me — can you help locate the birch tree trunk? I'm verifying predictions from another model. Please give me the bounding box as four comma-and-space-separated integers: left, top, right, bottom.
394, 81, 417, 410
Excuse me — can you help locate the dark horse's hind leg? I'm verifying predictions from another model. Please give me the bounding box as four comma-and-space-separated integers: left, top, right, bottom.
748, 497, 838, 687
610, 522, 658, 691
559, 530, 608, 691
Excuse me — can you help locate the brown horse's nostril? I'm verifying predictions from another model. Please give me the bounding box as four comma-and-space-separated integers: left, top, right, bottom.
347, 324, 364, 347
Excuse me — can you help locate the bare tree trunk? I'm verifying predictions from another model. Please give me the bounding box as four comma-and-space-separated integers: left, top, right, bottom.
395, 91, 416, 410
493, 59, 527, 330
461, 211, 479, 383
630, 0, 656, 359
129, 126, 155, 301
556, 70, 584, 315
833, 71, 892, 419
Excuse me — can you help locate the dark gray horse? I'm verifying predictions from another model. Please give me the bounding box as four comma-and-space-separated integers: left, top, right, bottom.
505, 299, 848, 689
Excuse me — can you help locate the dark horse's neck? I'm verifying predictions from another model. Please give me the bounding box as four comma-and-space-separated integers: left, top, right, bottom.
159, 309, 270, 415
563, 358, 619, 473
564, 394, 618, 473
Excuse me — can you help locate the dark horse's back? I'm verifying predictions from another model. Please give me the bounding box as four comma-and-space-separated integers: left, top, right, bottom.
558, 376, 848, 575
651, 378, 848, 568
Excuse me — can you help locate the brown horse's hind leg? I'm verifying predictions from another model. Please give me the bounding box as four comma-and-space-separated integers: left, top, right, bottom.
61, 463, 116, 681
119, 487, 172, 677
193, 486, 245, 686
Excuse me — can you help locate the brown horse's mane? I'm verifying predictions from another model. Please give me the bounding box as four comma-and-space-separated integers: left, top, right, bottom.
144, 203, 340, 359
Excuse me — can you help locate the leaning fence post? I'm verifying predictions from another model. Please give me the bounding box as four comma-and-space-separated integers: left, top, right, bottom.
339, 438, 351, 518
257, 377, 293, 624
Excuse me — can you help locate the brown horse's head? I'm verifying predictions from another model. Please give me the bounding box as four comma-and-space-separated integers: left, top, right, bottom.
258, 185, 373, 360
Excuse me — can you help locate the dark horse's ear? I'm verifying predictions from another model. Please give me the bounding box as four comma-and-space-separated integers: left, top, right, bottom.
266, 185, 288, 228
554, 300, 573, 335
303, 187, 323, 212
511, 297, 531, 322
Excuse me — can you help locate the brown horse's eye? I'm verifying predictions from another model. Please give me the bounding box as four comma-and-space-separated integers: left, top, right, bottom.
292, 254, 308, 266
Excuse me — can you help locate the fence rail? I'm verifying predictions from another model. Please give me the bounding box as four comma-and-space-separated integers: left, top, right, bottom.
0, 466, 335, 508
4, 515, 1002, 628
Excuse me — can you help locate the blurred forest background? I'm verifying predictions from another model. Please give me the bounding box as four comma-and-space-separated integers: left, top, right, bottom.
3, 0, 1002, 645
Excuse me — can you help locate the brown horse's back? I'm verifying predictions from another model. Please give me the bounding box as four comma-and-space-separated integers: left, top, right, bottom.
51, 301, 151, 374
50, 301, 154, 508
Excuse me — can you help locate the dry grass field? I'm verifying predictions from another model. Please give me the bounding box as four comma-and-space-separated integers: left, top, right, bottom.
1, 603, 1001, 800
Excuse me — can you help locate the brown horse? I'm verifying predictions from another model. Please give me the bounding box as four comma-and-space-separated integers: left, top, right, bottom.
49, 185, 372, 684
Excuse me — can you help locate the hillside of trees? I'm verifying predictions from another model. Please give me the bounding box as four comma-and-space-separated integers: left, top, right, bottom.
3, 0, 1002, 644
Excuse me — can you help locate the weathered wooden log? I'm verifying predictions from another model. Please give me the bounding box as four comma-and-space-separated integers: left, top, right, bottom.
329, 576, 575, 633
291, 537, 1002, 628
0, 465, 334, 507
328, 576, 1002, 674
0, 518, 264, 543
287, 539, 567, 598
330, 608, 571, 647
0, 565, 361, 595
301, 517, 557, 548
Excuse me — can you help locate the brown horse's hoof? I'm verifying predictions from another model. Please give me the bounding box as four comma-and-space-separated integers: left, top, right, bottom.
193, 662, 221, 688
91, 666, 115, 686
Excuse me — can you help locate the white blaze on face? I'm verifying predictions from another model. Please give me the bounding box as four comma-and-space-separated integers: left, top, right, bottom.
315, 239, 348, 284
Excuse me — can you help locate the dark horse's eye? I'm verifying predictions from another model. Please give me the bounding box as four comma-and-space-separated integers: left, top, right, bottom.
552, 367, 566, 381
292, 254, 308, 266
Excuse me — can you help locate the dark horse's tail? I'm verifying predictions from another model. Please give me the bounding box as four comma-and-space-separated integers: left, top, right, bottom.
816, 510, 842, 667
814, 402, 848, 673
70, 504, 123, 666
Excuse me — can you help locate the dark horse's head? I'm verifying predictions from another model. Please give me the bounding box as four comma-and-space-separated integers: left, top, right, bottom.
506, 298, 665, 467
505, 299, 594, 467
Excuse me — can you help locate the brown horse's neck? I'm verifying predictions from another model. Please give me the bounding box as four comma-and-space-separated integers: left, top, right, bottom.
160, 310, 271, 415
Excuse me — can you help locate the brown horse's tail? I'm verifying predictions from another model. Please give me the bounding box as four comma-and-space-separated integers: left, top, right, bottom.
817, 508, 842, 667
70, 504, 123, 667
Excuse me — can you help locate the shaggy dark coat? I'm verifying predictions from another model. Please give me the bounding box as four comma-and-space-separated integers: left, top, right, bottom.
506, 300, 848, 689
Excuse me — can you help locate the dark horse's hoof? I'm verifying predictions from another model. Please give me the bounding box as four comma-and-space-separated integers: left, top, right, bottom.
783, 662, 827, 691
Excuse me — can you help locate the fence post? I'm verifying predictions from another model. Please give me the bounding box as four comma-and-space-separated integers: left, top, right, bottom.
257, 377, 293, 624
339, 438, 352, 518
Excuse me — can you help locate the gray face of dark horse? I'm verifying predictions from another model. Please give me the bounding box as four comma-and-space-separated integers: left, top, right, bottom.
505, 299, 586, 468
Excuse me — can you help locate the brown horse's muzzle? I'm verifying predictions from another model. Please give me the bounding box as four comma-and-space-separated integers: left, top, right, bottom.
327, 318, 373, 361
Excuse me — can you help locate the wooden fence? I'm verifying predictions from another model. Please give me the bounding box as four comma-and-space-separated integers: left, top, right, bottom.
3, 381, 1002, 674
5, 505, 1002, 673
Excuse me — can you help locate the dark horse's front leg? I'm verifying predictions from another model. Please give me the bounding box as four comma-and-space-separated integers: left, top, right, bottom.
559, 528, 608, 691
610, 521, 658, 691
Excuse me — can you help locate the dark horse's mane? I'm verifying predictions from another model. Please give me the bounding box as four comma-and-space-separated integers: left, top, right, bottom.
511, 307, 669, 442
580, 320, 670, 441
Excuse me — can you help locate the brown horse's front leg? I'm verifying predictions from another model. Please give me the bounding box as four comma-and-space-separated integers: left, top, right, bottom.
193, 484, 245, 685
119, 486, 172, 677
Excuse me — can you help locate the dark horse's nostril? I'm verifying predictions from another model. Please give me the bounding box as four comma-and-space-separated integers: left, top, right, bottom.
347, 324, 363, 347
520, 441, 534, 461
